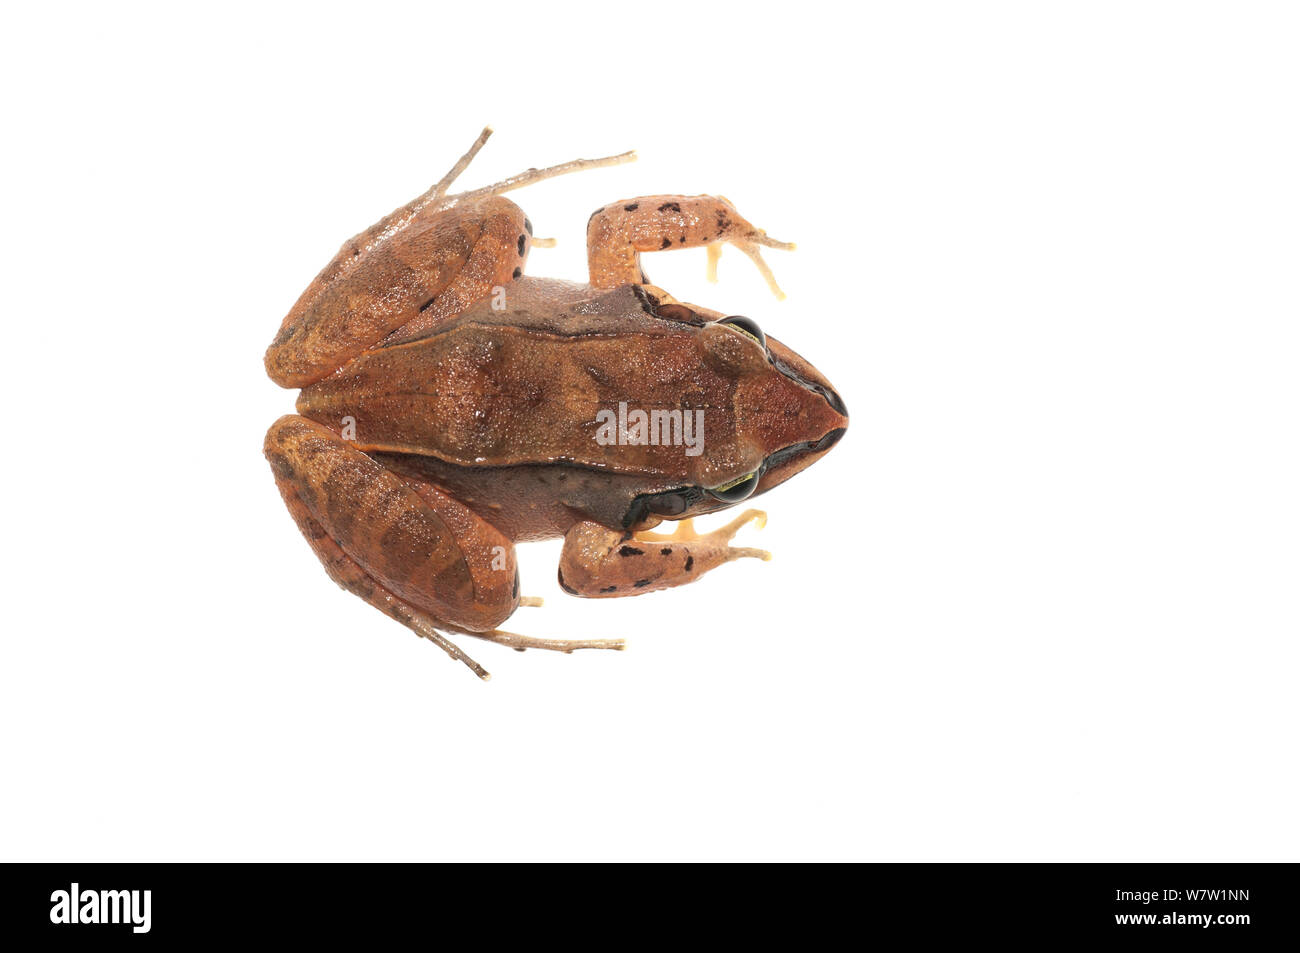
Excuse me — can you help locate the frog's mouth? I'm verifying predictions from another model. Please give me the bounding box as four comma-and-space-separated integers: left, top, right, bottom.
750, 425, 848, 500
765, 426, 846, 471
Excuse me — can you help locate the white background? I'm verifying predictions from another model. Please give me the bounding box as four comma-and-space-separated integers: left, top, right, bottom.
2, 2, 1296, 861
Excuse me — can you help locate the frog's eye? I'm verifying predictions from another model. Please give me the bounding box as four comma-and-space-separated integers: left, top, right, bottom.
719, 315, 766, 349
708, 471, 761, 503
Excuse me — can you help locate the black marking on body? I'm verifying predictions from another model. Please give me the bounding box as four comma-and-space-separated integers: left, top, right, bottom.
558, 569, 578, 595
524, 217, 533, 235
660, 237, 672, 250
600, 585, 618, 593
418, 295, 438, 313
512, 267, 522, 279
585, 363, 614, 386
619, 545, 644, 557
633, 578, 652, 588
631, 284, 660, 314
658, 201, 682, 213
768, 351, 849, 417
684, 555, 694, 572
624, 203, 639, 211
660, 547, 672, 556
517, 234, 527, 256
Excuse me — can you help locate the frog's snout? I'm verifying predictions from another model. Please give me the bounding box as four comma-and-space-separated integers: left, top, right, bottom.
814, 381, 848, 421
818, 424, 848, 453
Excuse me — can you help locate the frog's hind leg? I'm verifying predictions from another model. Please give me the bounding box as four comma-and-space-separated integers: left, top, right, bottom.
399, 126, 636, 217
427, 125, 494, 200
265, 131, 636, 389
264, 414, 524, 679
267, 464, 491, 679
587, 194, 794, 297
463, 630, 626, 655
265, 193, 533, 387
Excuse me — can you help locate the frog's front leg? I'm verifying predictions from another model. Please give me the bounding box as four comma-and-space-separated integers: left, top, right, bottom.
586, 194, 794, 297
557, 510, 771, 599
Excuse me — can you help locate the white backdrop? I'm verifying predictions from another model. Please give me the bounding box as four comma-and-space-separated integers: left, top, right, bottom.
2, 2, 1296, 861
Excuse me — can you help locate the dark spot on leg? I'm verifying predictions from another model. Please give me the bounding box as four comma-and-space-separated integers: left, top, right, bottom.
600, 585, 618, 593
624, 203, 639, 211
678, 235, 686, 243
418, 295, 438, 313
660, 547, 672, 556
660, 237, 672, 249
517, 234, 527, 256
619, 545, 644, 557
684, 555, 694, 572
633, 578, 652, 588
512, 267, 522, 279
658, 201, 682, 213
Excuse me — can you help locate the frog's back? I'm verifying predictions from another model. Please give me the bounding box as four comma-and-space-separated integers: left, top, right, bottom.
295, 278, 719, 475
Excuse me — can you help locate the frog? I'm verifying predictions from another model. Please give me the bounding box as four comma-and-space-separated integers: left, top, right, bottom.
263, 128, 849, 679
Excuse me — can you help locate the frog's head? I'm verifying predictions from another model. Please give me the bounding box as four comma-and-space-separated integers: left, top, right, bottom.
622, 310, 848, 527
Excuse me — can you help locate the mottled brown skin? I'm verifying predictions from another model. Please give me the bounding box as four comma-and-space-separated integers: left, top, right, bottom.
264, 135, 848, 677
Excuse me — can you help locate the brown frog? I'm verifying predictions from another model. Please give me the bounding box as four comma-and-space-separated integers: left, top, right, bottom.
263, 129, 848, 678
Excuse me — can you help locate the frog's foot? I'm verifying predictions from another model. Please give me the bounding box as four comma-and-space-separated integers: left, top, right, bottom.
558, 510, 770, 599
588, 193, 794, 297
706, 239, 797, 300
413, 126, 637, 216
704, 195, 795, 299
404, 614, 492, 680
636, 509, 772, 563
466, 629, 626, 654
429, 125, 495, 199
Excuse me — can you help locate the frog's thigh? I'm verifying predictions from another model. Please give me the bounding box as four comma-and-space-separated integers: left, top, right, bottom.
264, 415, 519, 634
265, 196, 532, 387
557, 512, 770, 598
381, 196, 532, 345
586, 194, 783, 288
